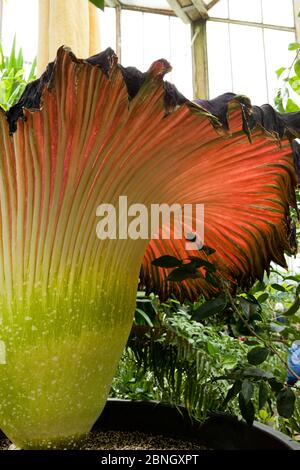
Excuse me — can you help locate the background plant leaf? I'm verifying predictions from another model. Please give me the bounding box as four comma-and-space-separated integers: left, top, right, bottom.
238, 393, 255, 425
276, 388, 296, 418
192, 294, 227, 322
247, 347, 269, 365
151, 255, 182, 268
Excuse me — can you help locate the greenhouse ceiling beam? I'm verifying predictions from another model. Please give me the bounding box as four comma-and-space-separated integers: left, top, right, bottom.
191, 0, 208, 19
209, 16, 295, 33
106, 2, 176, 16
167, 0, 190, 23
105, 0, 121, 6
206, 0, 220, 10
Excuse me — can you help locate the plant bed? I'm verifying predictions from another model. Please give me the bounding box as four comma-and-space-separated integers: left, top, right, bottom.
0, 399, 299, 450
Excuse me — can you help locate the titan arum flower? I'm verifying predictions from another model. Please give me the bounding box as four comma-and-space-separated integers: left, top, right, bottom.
0, 46, 299, 449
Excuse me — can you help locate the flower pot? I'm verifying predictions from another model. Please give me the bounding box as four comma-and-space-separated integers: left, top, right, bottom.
91, 399, 300, 450
0, 399, 299, 450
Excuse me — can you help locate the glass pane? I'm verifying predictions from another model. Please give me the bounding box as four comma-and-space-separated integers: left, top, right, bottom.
169, 17, 193, 99
121, 11, 193, 98
209, 0, 229, 19
264, 29, 296, 106
2, 0, 38, 64
229, 0, 262, 22
99, 7, 116, 52
207, 21, 232, 98
121, 10, 144, 70
262, 0, 294, 27
143, 13, 171, 69
229, 24, 267, 104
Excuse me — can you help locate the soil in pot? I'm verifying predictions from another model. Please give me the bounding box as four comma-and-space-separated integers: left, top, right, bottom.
0, 430, 208, 450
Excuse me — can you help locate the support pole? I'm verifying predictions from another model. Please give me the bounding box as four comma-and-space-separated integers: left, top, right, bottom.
191, 20, 209, 99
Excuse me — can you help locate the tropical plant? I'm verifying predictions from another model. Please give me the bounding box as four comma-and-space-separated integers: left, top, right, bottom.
0, 38, 36, 111
0, 45, 299, 449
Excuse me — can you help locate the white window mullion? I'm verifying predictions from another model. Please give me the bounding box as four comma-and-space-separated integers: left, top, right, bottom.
293, 0, 300, 42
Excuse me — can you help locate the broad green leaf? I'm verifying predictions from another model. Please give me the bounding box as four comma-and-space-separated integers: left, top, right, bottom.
286, 98, 300, 113
223, 380, 241, 407
241, 380, 253, 403
276, 388, 296, 418
283, 296, 300, 316
239, 393, 255, 426
205, 272, 220, 287
274, 92, 285, 113
167, 267, 201, 282
251, 280, 266, 294
207, 341, 219, 356
271, 283, 286, 292
257, 292, 269, 303
268, 378, 284, 393
247, 347, 269, 365
285, 275, 300, 282
201, 245, 216, 256
188, 257, 216, 272
151, 255, 182, 268
192, 294, 227, 321
295, 60, 300, 78
276, 66, 286, 78
239, 296, 261, 320
288, 42, 300, 51
258, 382, 269, 409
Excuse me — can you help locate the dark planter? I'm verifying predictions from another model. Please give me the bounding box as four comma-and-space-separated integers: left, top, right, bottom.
0, 399, 299, 450
93, 399, 300, 450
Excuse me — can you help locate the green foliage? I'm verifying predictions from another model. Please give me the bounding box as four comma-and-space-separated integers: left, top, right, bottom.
277, 388, 296, 418
247, 347, 269, 365
192, 294, 227, 321
111, 269, 300, 440
0, 38, 36, 111
275, 42, 300, 112
151, 247, 217, 285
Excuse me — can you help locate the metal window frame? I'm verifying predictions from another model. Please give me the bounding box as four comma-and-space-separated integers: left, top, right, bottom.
207, 0, 297, 101
103, 1, 298, 99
